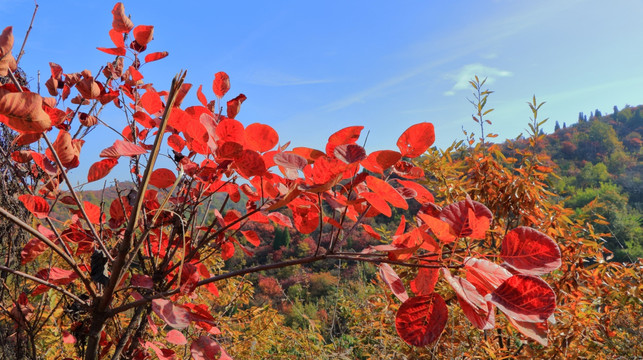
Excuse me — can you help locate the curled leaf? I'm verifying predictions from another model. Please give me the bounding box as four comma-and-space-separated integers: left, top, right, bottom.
212, 72, 230, 98
111, 3, 134, 33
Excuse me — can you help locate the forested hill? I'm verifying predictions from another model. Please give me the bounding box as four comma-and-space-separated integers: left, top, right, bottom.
524, 105, 642, 261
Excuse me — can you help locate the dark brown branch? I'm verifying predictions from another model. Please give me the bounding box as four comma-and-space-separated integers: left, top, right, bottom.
0, 265, 87, 305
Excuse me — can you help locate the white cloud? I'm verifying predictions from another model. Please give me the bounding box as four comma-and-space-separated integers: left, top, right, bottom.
444, 63, 512, 96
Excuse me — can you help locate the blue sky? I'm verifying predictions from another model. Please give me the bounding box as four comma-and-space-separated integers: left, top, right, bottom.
3, 0, 643, 188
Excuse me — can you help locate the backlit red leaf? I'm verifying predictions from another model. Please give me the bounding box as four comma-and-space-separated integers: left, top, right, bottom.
410, 266, 439, 296
245, 123, 278, 152
0, 90, 51, 133
267, 212, 293, 228
325, 126, 363, 157
500, 226, 562, 276
88, 158, 118, 182
395, 294, 448, 347
395, 179, 434, 204
235, 149, 266, 178
190, 336, 224, 360
215, 118, 245, 144
167, 134, 185, 153
111, 3, 134, 33
366, 175, 407, 209
396, 122, 435, 158
507, 317, 549, 346
140, 89, 163, 114
133, 25, 154, 47
361, 191, 391, 217
96, 47, 126, 56
18, 194, 50, 219
379, 263, 409, 302
149, 168, 176, 189
21, 238, 48, 265
145, 51, 169, 63
464, 257, 512, 295
241, 230, 261, 247
212, 72, 230, 98
101, 139, 147, 158
151, 299, 191, 329
108, 29, 125, 48
361, 150, 402, 174
486, 274, 556, 323
273, 152, 307, 170
439, 198, 492, 239
226, 93, 247, 119
361, 223, 380, 240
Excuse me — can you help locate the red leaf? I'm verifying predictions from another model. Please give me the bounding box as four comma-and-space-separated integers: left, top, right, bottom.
111, 3, 133, 33
215, 118, 245, 144
325, 126, 363, 157
439, 198, 492, 239
166, 329, 187, 345
18, 194, 49, 219
167, 134, 185, 153
241, 230, 261, 247
36, 267, 78, 284
151, 299, 191, 329
290, 202, 319, 234
361, 224, 380, 240
366, 175, 407, 210
131, 274, 153, 289
507, 317, 549, 346
395, 294, 448, 347
140, 89, 163, 114
410, 266, 439, 296
145, 51, 169, 63
179, 263, 199, 295
292, 147, 325, 162
417, 212, 456, 243
221, 241, 235, 260
149, 168, 176, 189
379, 263, 408, 302
62, 330, 76, 344
226, 93, 247, 119
21, 238, 48, 265
133, 25, 154, 47
101, 139, 147, 158
500, 226, 561, 276
245, 123, 278, 152
88, 158, 118, 182
396, 122, 435, 158
360, 192, 391, 217
190, 336, 224, 360
235, 149, 266, 178
442, 269, 494, 330
96, 47, 126, 56
395, 179, 434, 204
464, 257, 512, 295
0, 91, 51, 133
82, 201, 102, 225
273, 152, 308, 170
486, 274, 556, 323
108, 29, 125, 48
196, 84, 207, 106
212, 72, 230, 98
361, 150, 402, 174
334, 144, 366, 164
268, 212, 293, 228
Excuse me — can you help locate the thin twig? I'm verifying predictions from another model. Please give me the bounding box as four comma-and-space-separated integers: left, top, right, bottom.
0, 265, 88, 306
15, 2, 39, 65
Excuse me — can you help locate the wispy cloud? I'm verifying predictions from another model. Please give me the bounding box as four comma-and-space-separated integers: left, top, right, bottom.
245, 69, 333, 87
444, 63, 512, 96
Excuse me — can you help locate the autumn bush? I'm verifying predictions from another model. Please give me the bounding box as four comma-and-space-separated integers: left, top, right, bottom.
0, 3, 640, 360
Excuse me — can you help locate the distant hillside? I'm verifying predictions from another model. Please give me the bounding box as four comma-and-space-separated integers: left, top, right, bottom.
507, 105, 642, 261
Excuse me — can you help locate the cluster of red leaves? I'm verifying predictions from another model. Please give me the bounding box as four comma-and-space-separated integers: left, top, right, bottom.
0, 2, 566, 358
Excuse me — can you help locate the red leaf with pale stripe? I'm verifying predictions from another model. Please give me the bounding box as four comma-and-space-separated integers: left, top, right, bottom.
507, 317, 549, 346
149, 168, 176, 189
442, 268, 495, 330
397, 122, 435, 158
245, 123, 278, 152
464, 257, 512, 295
268, 212, 293, 228
486, 274, 556, 323
366, 175, 407, 209
212, 72, 230, 98
379, 263, 408, 302
18, 195, 49, 219
151, 299, 191, 329
145, 51, 169, 63
101, 139, 147, 158
501, 226, 561, 276
395, 294, 448, 347
88, 158, 118, 182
